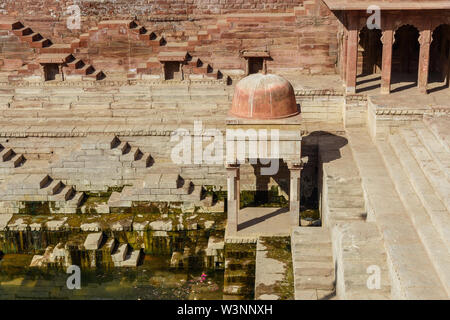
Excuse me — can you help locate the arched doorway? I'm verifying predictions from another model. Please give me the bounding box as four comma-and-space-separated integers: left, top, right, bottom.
391, 25, 420, 92
356, 27, 382, 92
429, 24, 450, 91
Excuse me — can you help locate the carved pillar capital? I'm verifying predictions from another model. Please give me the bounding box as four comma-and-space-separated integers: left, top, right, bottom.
418, 29, 432, 46
381, 29, 393, 45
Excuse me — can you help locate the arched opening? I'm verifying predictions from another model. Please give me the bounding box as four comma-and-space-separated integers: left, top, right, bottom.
356, 27, 382, 92
429, 24, 450, 92
391, 25, 420, 92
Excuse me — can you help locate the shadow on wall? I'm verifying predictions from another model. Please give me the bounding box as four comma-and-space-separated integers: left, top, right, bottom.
302, 131, 348, 213
307, 131, 348, 163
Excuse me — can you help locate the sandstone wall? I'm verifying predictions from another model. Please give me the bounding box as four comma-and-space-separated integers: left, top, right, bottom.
0, 0, 339, 76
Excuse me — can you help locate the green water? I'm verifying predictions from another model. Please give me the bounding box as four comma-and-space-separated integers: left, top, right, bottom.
0, 254, 224, 300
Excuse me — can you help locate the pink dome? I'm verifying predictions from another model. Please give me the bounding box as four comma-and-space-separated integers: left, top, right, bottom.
230, 73, 298, 120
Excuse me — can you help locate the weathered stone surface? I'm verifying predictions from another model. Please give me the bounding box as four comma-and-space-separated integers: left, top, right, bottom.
84, 232, 103, 250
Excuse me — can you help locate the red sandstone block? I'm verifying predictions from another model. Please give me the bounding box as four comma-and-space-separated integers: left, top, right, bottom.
98, 20, 135, 30
0, 21, 22, 30
193, 66, 210, 74
22, 32, 42, 42
71, 40, 80, 49
30, 39, 52, 48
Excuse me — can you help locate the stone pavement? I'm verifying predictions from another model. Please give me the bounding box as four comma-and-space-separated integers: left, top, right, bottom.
230, 207, 292, 238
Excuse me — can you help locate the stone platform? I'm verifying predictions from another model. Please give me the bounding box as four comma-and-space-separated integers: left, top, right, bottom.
226, 207, 292, 238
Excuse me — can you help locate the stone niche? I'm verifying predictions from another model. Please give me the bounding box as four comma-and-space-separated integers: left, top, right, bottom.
37, 54, 70, 81
241, 50, 271, 75
158, 51, 188, 80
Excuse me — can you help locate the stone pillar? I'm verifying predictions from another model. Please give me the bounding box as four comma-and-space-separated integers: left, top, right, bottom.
418, 29, 432, 94
59, 64, 65, 81
289, 162, 302, 227
380, 30, 394, 94
226, 163, 240, 235
345, 16, 358, 94
341, 30, 348, 81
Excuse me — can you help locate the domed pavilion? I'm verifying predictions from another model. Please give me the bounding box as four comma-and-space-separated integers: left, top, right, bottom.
225, 73, 304, 236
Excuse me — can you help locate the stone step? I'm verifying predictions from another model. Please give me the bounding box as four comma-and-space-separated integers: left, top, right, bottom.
84, 232, 104, 250
0, 147, 14, 161
39, 43, 73, 54
327, 209, 366, 221
333, 222, 392, 299
22, 32, 42, 42
295, 275, 334, 290
399, 129, 449, 212
132, 152, 152, 168
12, 26, 32, 36
291, 228, 332, 244
68, 191, 84, 207
0, 154, 25, 168
347, 128, 447, 299
118, 145, 139, 160
291, 227, 335, 299
81, 135, 120, 150
327, 197, 365, 208
292, 253, 333, 263
142, 173, 181, 189
51, 185, 75, 201
111, 243, 129, 263
0, 20, 23, 30
40, 179, 64, 196
110, 141, 130, 156
423, 116, 450, 153
120, 249, 142, 267
30, 38, 52, 48
72, 64, 95, 75
415, 127, 450, 181
105, 238, 118, 254
295, 262, 334, 277
86, 70, 105, 80
389, 134, 450, 245
377, 141, 450, 293
292, 243, 332, 254
67, 58, 85, 70
23, 173, 50, 189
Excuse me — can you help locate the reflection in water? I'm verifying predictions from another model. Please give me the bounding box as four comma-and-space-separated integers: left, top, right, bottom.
0, 254, 224, 300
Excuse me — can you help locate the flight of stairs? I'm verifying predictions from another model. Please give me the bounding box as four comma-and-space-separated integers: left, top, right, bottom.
49, 135, 152, 191
291, 227, 335, 300
377, 124, 450, 295
31, 232, 142, 268
348, 128, 448, 299
320, 133, 392, 299
0, 173, 84, 214
0, 19, 104, 80
108, 172, 202, 208
0, 143, 25, 169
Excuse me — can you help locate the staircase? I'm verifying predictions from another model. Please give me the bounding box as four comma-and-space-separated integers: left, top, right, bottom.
376, 124, 450, 295
0, 19, 104, 80
108, 172, 202, 208
347, 128, 448, 299
0, 143, 25, 168
291, 227, 335, 300
49, 135, 152, 191
0, 173, 85, 214
319, 134, 392, 299
31, 232, 142, 268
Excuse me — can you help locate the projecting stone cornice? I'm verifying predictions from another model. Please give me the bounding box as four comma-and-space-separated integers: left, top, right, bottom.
322, 0, 450, 11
